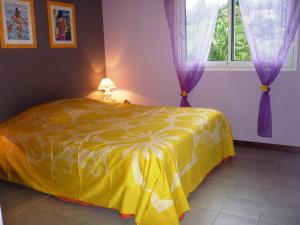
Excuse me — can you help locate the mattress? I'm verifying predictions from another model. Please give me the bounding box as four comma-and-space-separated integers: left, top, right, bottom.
0, 98, 235, 225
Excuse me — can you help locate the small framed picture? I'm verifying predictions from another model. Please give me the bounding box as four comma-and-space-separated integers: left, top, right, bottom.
47, 1, 77, 48
0, 0, 37, 48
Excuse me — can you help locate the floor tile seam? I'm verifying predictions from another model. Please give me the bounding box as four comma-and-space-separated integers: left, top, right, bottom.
274, 174, 300, 180
273, 174, 300, 181
264, 185, 273, 207
262, 200, 300, 212
210, 201, 225, 225
271, 158, 285, 187
208, 176, 274, 189
217, 211, 260, 224
207, 176, 300, 193
220, 210, 262, 223
228, 188, 300, 207
199, 184, 272, 202
1, 188, 30, 204
227, 192, 269, 204
7, 194, 50, 216
256, 214, 263, 225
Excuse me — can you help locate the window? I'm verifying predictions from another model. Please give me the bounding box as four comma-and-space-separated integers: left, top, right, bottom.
182, 0, 298, 71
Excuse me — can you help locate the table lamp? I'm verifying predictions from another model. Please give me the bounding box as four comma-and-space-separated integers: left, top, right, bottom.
97, 78, 116, 102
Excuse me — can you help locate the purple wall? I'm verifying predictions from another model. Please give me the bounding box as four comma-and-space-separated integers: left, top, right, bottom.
102, 0, 300, 147
0, 0, 106, 122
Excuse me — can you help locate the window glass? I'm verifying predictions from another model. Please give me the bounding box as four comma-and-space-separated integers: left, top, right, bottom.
208, 3, 229, 61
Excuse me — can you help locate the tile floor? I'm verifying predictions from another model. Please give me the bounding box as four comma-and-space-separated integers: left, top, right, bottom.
1, 146, 300, 225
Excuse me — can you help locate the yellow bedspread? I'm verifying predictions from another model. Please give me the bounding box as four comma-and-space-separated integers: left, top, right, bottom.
0, 98, 234, 225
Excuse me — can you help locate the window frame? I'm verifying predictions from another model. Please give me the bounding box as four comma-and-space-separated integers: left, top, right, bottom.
179, 0, 298, 71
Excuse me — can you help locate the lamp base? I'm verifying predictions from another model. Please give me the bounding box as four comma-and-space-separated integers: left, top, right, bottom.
103, 89, 112, 102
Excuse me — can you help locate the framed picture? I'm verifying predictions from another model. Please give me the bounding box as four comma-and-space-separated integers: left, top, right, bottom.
47, 1, 77, 48
0, 0, 37, 48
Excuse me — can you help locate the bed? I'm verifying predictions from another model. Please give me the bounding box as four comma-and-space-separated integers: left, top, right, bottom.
0, 98, 235, 225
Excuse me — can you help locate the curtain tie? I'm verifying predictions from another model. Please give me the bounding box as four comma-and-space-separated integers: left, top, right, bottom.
261, 85, 270, 92
181, 90, 188, 97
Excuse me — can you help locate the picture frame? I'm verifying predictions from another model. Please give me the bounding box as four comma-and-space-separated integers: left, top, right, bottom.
47, 1, 77, 48
0, 0, 37, 48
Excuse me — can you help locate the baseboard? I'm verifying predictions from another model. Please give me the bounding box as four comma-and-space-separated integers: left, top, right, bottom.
234, 140, 300, 153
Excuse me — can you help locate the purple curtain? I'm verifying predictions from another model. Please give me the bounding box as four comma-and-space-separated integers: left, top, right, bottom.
239, 0, 300, 137
163, 0, 222, 107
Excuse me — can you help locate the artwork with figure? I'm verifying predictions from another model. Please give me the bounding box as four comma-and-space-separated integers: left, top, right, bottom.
5, 2, 30, 40
53, 9, 72, 41
47, 1, 77, 48
0, 0, 36, 48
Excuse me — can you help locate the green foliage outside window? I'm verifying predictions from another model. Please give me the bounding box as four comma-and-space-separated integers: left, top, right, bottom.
208, 5, 229, 61
233, 1, 251, 61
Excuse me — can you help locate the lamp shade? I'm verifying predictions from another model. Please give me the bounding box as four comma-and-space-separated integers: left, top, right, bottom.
97, 78, 116, 90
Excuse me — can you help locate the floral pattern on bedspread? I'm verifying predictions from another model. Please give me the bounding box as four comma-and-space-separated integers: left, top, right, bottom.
0, 98, 235, 225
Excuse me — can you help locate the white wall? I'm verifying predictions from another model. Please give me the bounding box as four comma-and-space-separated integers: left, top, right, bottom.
102, 0, 300, 147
